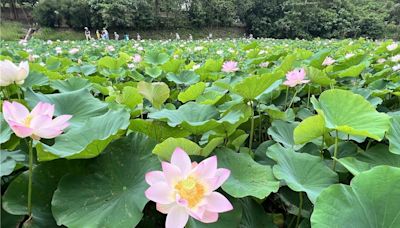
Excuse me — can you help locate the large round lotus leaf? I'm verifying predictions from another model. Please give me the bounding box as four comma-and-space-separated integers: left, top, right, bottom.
148, 102, 220, 134
337, 144, 400, 175
232, 72, 282, 100
178, 82, 206, 103
152, 137, 202, 160
294, 114, 326, 145
51, 133, 160, 228
312, 89, 391, 141
144, 51, 169, 65
311, 166, 400, 228
36, 108, 130, 161
216, 148, 280, 199
137, 81, 170, 109
166, 71, 200, 85
266, 144, 338, 203
129, 119, 190, 142
2, 159, 87, 228
387, 115, 400, 154
25, 89, 130, 161
25, 88, 108, 126
50, 77, 92, 92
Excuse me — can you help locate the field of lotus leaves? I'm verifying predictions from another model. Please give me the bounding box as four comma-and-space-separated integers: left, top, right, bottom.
1, 38, 400, 228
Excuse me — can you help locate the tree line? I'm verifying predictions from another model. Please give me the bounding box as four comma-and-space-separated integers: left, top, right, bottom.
6, 0, 400, 39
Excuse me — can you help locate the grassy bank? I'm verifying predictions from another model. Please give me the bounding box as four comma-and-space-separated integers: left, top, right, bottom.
0, 20, 246, 41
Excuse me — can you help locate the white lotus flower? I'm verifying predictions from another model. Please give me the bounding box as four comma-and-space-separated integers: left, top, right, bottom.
393, 64, 400, 71
0, 60, 29, 86
387, 43, 398, 51
391, 54, 400, 62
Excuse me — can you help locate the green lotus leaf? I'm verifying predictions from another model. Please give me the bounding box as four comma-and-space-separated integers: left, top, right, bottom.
161, 58, 184, 73
137, 81, 170, 109
166, 71, 200, 85
305, 49, 330, 69
152, 137, 202, 160
1, 208, 24, 228
232, 72, 282, 100
97, 56, 125, 70
25, 88, 108, 126
217, 148, 280, 199
334, 61, 370, 78
51, 133, 160, 228
294, 115, 326, 145
22, 71, 49, 88
36, 108, 130, 161
0, 150, 26, 177
197, 90, 225, 105
387, 115, 400, 154
178, 82, 206, 103
118, 86, 143, 109
337, 144, 400, 175
266, 144, 338, 203
2, 159, 87, 228
311, 166, 400, 228
267, 120, 298, 148
239, 198, 277, 228
148, 102, 220, 134
25, 89, 130, 161
50, 77, 92, 92
145, 66, 162, 78
0, 113, 12, 144
305, 67, 334, 86
66, 64, 97, 76
312, 89, 391, 141
144, 51, 169, 65
129, 119, 190, 142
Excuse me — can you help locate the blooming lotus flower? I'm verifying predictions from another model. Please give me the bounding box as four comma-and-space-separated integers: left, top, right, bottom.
145, 148, 233, 228
345, 53, 354, 59
393, 64, 400, 71
2, 101, 72, 140
0, 60, 29, 86
259, 62, 269, 68
387, 43, 398, 51
68, 48, 79, 55
377, 58, 386, 64
322, 56, 335, 66
55, 47, 62, 54
106, 45, 115, 52
283, 68, 309, 87
222, 61, 239, 73
391, 54, 400, 62
132, 54, 142, 63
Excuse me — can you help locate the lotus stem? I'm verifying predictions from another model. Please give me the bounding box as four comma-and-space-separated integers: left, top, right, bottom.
27, 139, 33, 217
249, 101, 255, 150
306, 85, 311, 108
14, 82, 22, 100
287, 89, 299, 110
296, 192, 303, 228
332, 130, 339, 171
284, 87, 289, 109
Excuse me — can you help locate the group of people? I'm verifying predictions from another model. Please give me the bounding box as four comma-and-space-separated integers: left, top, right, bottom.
84, 27, 255, 41
84, 27, 131, 41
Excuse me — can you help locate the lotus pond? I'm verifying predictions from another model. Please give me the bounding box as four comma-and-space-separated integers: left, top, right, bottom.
1, 38, 400, 228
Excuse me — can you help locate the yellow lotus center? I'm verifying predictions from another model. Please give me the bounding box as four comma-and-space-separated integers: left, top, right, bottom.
23, 115, 33, 127
175, 177, 205, 208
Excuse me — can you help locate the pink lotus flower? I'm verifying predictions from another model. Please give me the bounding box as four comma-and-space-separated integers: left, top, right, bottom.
68, 48, 79, 55
133, 54, 142, 63
387, 43, 398, 51
283, 68, 310, 87
322, 56, 335, 66
145, 148, 233, 228
0, 60, 29, 86
2, 101, 72, 140
106, 45, 115, 52
222, 61, 239, 73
